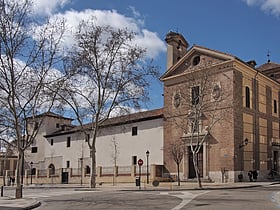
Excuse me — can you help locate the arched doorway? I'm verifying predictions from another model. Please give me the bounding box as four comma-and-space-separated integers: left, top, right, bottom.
48, 164, 55, 175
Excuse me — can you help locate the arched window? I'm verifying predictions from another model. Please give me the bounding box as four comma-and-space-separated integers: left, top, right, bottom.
85, 165, 90, 174
48, 164, 55, 175
245, 86, 250, 108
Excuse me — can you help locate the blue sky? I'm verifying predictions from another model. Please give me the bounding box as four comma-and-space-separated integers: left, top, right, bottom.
33, 0, 280, 110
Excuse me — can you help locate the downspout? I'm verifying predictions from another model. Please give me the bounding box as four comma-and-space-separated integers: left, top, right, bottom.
253, 69, 259, 170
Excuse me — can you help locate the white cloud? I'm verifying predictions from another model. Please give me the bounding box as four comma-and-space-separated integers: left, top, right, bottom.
243, 0, 280, 17
52, 9, 165, 59
28, 0, 165, 59
135, 29, 166, 58
32, 0, 70, 16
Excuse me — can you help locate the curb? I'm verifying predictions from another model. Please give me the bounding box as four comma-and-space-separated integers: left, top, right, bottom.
22, 200, 41, 210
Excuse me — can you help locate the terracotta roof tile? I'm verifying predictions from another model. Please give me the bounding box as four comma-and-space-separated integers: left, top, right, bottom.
45, 108, 164, 137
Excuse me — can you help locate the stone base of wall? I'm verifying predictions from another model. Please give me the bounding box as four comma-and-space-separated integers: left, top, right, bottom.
208, 170, 271, 183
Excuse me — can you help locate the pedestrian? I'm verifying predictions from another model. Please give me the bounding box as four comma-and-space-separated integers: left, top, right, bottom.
248, 170, 253, 182
252, 170, 258, 182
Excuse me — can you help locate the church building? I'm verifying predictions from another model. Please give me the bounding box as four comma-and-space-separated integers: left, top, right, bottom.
161, 31, 280, 182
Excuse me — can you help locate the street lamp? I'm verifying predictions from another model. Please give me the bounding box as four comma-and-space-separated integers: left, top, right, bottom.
239, 138, 249, 149
146, 150, 150, 184
30, 161, 33, 185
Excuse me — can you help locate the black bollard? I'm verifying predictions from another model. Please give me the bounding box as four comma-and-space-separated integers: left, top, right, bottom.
1, 186, 3, 197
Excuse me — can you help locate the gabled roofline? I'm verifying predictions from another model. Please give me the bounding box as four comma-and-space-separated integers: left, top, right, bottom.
160, 45, 236, 81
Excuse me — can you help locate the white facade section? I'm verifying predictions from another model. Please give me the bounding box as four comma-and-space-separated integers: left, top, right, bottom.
26, 112, 164, 171
96, 118, 164, 167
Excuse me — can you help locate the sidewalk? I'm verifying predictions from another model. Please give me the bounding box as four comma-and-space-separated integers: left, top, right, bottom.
0, 196, 40, 210
0, 181, 278, 210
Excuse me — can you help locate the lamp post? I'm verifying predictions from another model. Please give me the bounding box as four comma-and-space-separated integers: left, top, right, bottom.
239, 138, 249, 149
30, 162, 33, 185
146, 150, 150, 184
238, 138, 249, 181
80, 158, 83, 185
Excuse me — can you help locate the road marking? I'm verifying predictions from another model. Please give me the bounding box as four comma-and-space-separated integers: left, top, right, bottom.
271, 191, 280, 208
160, 191, 209, 210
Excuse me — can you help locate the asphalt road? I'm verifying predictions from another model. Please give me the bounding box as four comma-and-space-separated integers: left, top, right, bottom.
4, 184, 280, 210
38, 190, 180, 210
188, 185, 280, 210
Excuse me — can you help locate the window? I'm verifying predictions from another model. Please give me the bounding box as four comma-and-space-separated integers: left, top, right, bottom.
132, 156, 137, 165
66, 161, 70, 168
274, 100, 278, 114
245, 86, 250, 108
132, 126, 138, 136
67, 137, 71, 147
192, 55, 200, 66
56, 123, 60, 128
85, 166, 91, 174
191, 86, 200, 105
50, 139, 54, 146
31, 147, 38, 153
31, 168, 36, 175
85, 134, 90, 142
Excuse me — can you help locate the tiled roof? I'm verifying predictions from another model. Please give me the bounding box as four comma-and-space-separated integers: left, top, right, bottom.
30, 111, 73, 121
45, 108, 164, 137
257, 62, 280, 72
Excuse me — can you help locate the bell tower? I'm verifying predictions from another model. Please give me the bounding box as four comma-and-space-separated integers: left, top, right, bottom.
165, 31, 189, 69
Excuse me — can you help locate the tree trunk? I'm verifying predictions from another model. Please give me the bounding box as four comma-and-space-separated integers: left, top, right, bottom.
177, 163, 180, 186
15, 151, 24, 199
193, 152, 202, 189
90, 147, 96, 188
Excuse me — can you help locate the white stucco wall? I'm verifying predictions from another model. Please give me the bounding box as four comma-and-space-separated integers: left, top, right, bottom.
96, 118, 164, 167
27, 116, 163, 171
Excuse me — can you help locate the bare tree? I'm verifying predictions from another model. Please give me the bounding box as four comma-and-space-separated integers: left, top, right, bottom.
59, 18, 159, 188
0, 0, 65, 198
168, 140, 185, 186
171, 68, 231, 189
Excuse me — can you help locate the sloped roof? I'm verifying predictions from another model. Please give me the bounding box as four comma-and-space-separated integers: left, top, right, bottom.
44, 108, 164, 137
160, 45, 237, 80
256, 61, 280, 82
30, 111, 73, 121
257, 62, 280, 72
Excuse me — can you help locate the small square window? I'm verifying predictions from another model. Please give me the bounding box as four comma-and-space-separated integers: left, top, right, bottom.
56, 123, 60, 128
31, 147, 38, 153
50, 139, 54, 146
132, 127, 138, 136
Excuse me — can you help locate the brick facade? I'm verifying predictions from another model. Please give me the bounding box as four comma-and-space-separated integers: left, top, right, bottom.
161, 32, 280, 182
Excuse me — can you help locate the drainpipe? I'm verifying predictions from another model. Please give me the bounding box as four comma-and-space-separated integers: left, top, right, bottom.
253, 70, 259, 170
